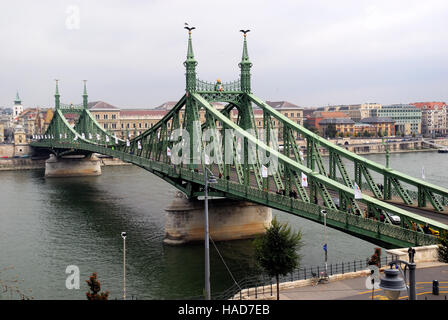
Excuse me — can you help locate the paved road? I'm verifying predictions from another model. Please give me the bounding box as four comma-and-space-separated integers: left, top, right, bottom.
279, 264, 448, 300
390, 202, 448, 226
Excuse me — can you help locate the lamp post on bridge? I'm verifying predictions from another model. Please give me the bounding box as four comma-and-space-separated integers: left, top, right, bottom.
203, 157, 217, 300
382, 138, 390, 169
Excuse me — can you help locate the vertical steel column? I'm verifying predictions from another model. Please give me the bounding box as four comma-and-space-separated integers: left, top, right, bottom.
383, 175, 392, 200
418, 186, 426, 208
354, 161, 362, 187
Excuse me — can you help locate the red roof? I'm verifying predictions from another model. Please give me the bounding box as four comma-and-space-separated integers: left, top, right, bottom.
88, 101, 120, 110
410, 102, 446, 110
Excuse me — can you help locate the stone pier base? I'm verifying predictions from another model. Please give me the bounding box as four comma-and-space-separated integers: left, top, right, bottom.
45, 154, 102, 177
164, 192, 272, 245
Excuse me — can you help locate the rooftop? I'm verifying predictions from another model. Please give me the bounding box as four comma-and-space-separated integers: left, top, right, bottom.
311, 111, 350, 119
410, 102, 446, 110
361, 117, 395, 123
318, 118, 355, 125
88, 101, 120, 111
265, 101, 302, 110
382, 104, 419, 110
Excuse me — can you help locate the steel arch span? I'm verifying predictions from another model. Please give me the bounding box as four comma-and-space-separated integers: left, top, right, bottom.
31, 29, 448, 248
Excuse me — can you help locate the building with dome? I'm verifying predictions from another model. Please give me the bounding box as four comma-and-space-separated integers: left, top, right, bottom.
13, 124, 29, 156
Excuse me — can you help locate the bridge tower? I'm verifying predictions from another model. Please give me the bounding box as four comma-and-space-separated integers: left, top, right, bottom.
163, 28, 272, 244
44, 80, 102, 177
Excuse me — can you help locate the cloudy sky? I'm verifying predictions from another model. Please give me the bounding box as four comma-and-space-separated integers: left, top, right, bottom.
1, 0, 447, 109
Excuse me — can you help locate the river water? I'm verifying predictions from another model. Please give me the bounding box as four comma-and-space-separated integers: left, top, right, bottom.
0, 151, 446, 300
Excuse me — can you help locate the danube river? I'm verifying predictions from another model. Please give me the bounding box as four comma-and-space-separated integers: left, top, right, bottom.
0, 151, 446, 300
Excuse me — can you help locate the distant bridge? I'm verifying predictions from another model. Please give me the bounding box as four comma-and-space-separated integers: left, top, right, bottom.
421, 138, 448, 151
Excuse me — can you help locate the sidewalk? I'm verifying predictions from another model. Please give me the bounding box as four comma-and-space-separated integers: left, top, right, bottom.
236, 262, 448, 300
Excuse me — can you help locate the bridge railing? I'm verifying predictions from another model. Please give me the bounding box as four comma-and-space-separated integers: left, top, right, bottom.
196, 79, 241, 92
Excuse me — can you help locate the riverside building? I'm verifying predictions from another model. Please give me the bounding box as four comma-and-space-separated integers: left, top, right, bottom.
371, 104, 421, 135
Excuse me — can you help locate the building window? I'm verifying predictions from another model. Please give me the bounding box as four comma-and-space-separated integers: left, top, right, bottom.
104, 123, 108, 129
112, 114, 116, 120
104, 114, 108, 120
95, 114, 100, 120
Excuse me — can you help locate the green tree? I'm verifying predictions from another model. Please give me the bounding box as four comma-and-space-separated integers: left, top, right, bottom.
304, 122, 320, 135
86, 272, 109, 300
325, 124, 337, 138
253, 217, 303, 300
438, 231, 448, 263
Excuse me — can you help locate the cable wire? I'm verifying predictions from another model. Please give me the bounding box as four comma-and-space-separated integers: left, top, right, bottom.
209, 235, 242, 291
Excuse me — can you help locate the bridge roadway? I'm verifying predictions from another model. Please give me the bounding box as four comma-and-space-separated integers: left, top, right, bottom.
384, 200, 448, 225
326, 188, 448, 226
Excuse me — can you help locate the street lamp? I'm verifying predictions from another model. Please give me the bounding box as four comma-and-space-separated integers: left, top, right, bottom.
321, 209, 328, 275
382, 138, 390, 168
379, 247, 416, 300
204, 166, 217, 300
121, 231, 127, 300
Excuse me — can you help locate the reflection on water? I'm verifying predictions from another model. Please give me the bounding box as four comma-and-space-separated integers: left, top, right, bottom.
2, 151, 439, 299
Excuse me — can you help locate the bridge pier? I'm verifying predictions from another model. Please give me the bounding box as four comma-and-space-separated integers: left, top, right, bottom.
45, 154, 102, 177
164, 192, 272, 245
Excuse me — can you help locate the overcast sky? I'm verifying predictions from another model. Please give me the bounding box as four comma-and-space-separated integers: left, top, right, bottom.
1, 0, 448, 109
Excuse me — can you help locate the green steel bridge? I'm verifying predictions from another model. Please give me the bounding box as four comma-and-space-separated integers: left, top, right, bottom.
31, 29, 448, 249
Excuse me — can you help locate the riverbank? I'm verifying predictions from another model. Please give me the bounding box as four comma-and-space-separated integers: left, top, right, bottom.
0, 156, 130, 171
0, 158, 47, 171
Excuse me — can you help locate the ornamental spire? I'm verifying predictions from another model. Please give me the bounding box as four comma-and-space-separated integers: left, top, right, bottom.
82, 80, 88, 109
239, 29, 252, 93
15, 91, 21, 104
240, 29, 251, 62
55, 79, 60, 109
186, 29, 195, 61
184, 24, 197, 92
